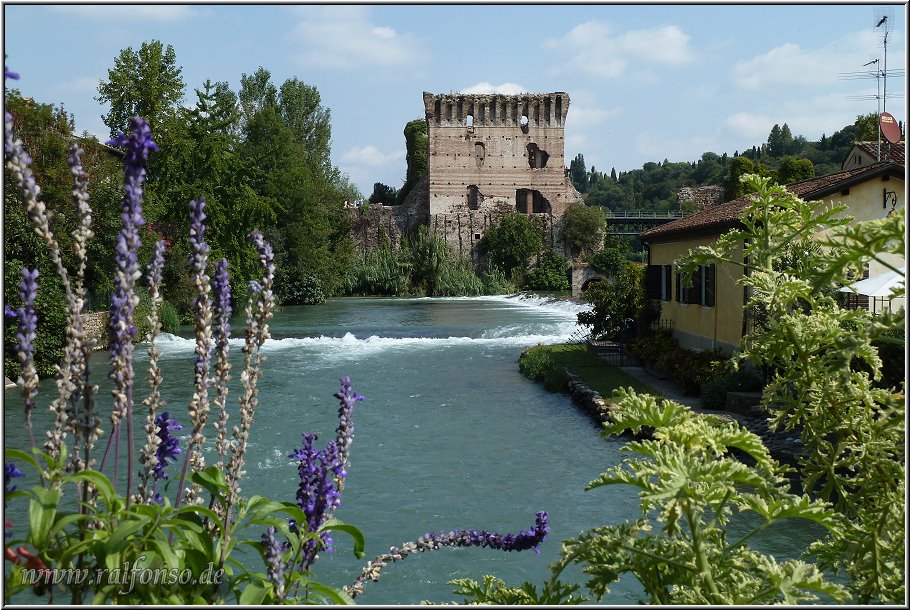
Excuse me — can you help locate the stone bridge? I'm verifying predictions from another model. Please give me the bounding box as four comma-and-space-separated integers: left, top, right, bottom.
570, 263, 606, 297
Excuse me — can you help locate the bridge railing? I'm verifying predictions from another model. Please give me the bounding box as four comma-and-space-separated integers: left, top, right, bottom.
602, 209, 687, 219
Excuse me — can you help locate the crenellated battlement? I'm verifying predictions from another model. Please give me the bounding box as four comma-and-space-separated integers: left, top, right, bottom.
422, 92, 569, 129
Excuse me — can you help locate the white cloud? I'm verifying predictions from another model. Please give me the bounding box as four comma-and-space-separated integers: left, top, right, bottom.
288, 6, 424, 69
545, 20, 694, 79
341, 145, 405, 167
51, 5, 198, 21
460, 82, 528, 95
566, 104, 623, 128
723, 112, 775, 142
54, 76, 100, 95
731, 30, 886, 92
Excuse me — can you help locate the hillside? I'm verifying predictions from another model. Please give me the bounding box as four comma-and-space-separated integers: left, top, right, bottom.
571, 116, 880, 212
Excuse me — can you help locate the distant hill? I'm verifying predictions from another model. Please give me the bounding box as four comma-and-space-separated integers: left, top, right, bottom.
570, 118, 876, 212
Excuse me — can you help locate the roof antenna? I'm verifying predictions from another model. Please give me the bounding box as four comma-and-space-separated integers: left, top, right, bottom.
874, 7, 894, 160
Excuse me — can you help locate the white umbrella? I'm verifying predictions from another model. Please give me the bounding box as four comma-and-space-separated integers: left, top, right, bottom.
839, 268, 905, 297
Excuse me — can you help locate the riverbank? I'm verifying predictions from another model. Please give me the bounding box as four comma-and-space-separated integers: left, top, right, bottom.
519, 342, 803, 467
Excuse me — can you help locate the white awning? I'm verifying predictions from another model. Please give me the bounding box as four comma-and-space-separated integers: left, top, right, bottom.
839, 268, 905, 297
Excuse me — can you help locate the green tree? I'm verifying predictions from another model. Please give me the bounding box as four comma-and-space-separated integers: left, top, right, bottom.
853, 112, 879, 141
479, 213, 544, 282
238, 66, 278, 131
278, 77, 332, 176
576, 262, 644, 340
725, 156, 770, 199
569, 153, 588, 192
560, 203, 605, 257
525, 250, 571, 291
398, 118, 428, 203
369, 182, 398, 205
95, 40, 185, 138
775, 155, 815, 185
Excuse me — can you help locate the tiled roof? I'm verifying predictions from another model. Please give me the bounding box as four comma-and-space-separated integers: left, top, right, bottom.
849, 140, 905, 166
641, 162, 905, 241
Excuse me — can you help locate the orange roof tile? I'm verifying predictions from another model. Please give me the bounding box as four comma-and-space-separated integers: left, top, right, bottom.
641, 162, 905, 241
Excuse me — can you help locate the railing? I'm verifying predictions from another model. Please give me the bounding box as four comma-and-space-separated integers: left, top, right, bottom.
602, 210, 687, 219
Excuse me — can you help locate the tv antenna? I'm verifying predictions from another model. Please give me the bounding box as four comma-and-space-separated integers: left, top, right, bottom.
874, 8, 894, 159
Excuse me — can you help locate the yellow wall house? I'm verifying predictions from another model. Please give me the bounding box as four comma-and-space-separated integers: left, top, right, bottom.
640, 160, 905, 353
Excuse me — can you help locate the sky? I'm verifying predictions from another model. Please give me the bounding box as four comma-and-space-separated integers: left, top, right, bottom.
2, 2, 906, 197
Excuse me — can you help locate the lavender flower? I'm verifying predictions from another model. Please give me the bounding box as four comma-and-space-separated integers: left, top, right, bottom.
136, 240, 168, 504
212, 258, 232, 467
4, 462, 24, 539
4, 462, 24, 498
5, 66, 20, 80
261, 526, 286, 600
175, 197, 213, 508
346, 512, 549, 599
152, 412, 183, 481
100, 117, 157, 500
15, 268, 39, 447
289, 433, 347, 567
334, 376, 364, 484
4, 305, 16, 318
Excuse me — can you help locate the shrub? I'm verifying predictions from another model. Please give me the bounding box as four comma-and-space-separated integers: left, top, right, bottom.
700, 366, 764, 410
518, 346, 552, 381
481, 261, 516, 295
560, 203, 605, 257
159, 299, 181, 334
525, 250, 570, 291
479, 213, 544, 281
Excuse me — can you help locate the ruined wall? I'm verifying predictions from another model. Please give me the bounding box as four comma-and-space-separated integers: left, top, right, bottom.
422, 91, 582, 255
350, 91, 584, 263
677, 185, 726, 212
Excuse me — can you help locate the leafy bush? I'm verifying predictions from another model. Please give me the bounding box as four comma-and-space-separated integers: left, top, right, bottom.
518, 346, 552, 381
577, 262, 644, 341
560, 203, 605, 257
700, 366, 764, 410
434, 257, 483, 296
479, 213, 544, 281
525, 250, 570, 291
159, 299, 181, 334
340, 247, 409, 296
480, 261, 516, 295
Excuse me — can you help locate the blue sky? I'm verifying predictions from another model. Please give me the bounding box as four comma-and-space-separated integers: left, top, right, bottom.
3, 3, 906, 196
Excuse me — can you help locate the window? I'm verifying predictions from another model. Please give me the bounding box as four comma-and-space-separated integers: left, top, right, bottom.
474, 142, 485, 166
677, 264, 715, 306
662, 264, 673, 301
467, 185, 480, 210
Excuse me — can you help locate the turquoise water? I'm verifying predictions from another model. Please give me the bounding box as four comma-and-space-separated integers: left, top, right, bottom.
3, 295, 823, 604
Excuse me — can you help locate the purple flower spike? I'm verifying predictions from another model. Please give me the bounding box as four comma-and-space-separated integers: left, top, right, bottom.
15, 268, 39, 417
289, 432, 346, 567
5, 67, 19, 80
261, 526, 286, 600
334, 376, 364, 476
4, 462, 24, 497
152, 412, 183, 481
4, 305, 16, 318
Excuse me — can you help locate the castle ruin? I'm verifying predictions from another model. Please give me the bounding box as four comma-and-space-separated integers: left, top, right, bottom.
352, 91, 584, 261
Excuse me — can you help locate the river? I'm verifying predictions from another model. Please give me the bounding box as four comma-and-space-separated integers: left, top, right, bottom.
3, 294, 822, 604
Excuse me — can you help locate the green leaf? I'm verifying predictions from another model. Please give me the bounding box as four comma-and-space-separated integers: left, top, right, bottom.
173, 504, 223, 531
105, 518, 148, 554
306, 580, 356, 604
62, 469, 116, 510
4, 447, 42, 474
191, 466, 229, 500
238, 579, 269, 605
152, 538, 181, 571
28, 486, 60, 548
318, 519, 365, 559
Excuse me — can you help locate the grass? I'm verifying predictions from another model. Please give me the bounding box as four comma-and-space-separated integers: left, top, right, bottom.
522, 343, 655, 399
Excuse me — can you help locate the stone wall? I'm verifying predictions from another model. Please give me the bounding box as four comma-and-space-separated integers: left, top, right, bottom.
84, 311, 109, 350
677, 185, 726, 212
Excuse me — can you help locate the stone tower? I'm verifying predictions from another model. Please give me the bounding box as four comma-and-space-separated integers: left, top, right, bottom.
419, 91, 583, 257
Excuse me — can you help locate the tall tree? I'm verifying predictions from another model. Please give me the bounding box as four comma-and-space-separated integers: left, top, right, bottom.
278, 78, 332, 176
95, 40, 184, 138
238, 67, 278, 131
569, 153, 588, 192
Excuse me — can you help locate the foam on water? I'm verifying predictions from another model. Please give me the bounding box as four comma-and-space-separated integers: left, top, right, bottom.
152, 295, 587, 360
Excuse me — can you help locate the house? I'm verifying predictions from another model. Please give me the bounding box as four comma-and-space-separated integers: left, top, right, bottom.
640, 160, 905, 352
841, 140, 905, 171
